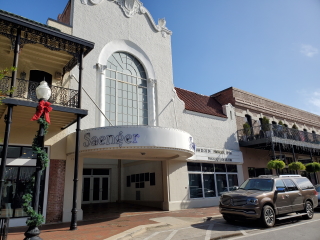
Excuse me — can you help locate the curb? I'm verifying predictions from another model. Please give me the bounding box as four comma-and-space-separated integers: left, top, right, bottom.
104, 222, 170, 240
105, 214, 223, 240
210, 232, 243, 240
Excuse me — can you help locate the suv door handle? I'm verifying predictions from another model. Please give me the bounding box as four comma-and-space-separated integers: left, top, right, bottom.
298, 193, 302, 196
285, 195, 289, 198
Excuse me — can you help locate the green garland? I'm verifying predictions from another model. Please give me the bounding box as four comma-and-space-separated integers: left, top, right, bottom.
22, 117, 49, 226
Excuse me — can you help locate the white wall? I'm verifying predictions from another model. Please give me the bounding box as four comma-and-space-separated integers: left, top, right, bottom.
71, 0, 176, 131
122, 161, 163, 203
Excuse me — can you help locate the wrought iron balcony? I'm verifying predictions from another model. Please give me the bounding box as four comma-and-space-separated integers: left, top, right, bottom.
238, 124, 320, 150
0, 76, 78, 108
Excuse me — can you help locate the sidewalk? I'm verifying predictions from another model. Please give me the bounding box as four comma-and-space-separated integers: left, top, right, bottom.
8, 206, 221, 240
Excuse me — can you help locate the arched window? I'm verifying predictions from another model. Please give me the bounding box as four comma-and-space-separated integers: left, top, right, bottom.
245, 114, 252, 128
105, 52, 148, 126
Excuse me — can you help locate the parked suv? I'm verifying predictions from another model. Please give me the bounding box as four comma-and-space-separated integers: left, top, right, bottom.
219, 175, 318, 227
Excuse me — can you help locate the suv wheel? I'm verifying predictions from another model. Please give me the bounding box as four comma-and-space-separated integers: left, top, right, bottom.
261, 205, 275, 227
302, 201, 314, 220
223, 215, 235, 223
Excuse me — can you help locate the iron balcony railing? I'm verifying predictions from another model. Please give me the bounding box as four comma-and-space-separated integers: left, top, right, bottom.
0, 76, 78, 108
238, 124, 320, 145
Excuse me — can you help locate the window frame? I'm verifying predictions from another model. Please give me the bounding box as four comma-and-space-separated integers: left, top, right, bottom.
105, 52, 148, 126
187, 162, 239, 199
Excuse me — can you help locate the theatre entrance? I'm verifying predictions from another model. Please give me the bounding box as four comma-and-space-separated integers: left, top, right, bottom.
82, 168, 110, 204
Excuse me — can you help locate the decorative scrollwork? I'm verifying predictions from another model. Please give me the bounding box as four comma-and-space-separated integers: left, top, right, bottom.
0, 17, 91, 73
0, 77, 10, 96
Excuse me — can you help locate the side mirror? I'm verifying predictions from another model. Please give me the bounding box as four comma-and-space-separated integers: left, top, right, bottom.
276, 187, 285, 192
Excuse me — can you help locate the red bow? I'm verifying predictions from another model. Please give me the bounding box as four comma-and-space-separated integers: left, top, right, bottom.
31, 100, 53, 123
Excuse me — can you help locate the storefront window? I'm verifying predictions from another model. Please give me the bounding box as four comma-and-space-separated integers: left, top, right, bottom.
1, 166, 45, 218
216, 174, 227, 196
203, 174, 216, 197
187, 162, 201, 172
228, 174, 239, 190
187, 162, 239, 199
188, 174, 203, 198
215, 164, 226, 172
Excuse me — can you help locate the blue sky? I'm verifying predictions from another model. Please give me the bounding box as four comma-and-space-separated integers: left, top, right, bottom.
1, 0, 320, 115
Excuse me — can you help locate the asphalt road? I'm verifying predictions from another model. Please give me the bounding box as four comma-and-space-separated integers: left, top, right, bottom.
228, 211, 320, 240
130, 210, 320, 240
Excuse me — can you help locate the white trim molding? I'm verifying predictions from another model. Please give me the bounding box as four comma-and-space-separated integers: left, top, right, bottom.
185, 110, 228, 121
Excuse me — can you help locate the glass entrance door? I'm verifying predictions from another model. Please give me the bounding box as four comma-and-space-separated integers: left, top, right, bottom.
82, 176, 110, 203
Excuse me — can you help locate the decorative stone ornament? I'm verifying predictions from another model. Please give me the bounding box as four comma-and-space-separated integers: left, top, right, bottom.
81, 0, 104, 5
111, 0, 172, 38
115, 0, 144, 18
90, 0, 104, 4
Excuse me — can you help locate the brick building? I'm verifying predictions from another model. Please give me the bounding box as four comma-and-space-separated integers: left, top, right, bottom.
211, 87, 320, 184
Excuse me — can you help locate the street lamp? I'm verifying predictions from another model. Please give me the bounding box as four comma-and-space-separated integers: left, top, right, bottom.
24, 80, 52, 240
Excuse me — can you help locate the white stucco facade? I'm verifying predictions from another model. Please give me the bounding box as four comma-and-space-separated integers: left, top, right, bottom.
46, 0, 243, 223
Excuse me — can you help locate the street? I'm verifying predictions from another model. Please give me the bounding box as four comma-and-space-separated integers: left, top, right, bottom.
127, 210, 320, 240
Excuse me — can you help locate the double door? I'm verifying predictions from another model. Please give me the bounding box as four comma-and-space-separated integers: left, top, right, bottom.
82, 176, 110, 203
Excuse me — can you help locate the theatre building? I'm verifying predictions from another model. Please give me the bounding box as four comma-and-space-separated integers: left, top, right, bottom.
0, 0, 243, 227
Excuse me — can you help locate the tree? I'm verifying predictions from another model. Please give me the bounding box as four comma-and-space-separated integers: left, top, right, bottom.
292, 124, 298, 130
305, 162, 320, 173
288, 162, 305, 171
267, 159, 285, 175
0, 67, 15, 80
278, 120, 284, 126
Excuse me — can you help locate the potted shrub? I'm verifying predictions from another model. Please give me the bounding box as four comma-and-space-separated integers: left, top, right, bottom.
243, 122, 251, 135
261, 117, 272, 137
288, 161, 306, 173
305, 162, 320, 173
267, 159, 285, 175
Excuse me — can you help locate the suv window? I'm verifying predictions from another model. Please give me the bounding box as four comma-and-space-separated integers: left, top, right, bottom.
239, 179, 274, 191
283, 179, 298, 191
294, 178, 314, 190
275, 179, 285, 190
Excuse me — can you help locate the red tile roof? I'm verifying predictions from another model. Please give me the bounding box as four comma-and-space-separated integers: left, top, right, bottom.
175, 87, 227, 118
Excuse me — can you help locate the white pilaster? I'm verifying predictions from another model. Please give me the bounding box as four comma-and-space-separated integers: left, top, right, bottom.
98, 64, 106, 127
148, 78, 157, 126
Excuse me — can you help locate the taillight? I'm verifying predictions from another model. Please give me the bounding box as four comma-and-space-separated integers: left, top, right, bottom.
314, 190, 318, 196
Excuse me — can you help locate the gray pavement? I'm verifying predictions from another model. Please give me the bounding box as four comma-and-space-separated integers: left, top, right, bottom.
112, 211, 320, 240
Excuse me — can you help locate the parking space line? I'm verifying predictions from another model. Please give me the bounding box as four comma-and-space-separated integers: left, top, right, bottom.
240, 230, 248, 236
205, 223, 214, 240
164, 230, 178, 240
143, 232, 160, 240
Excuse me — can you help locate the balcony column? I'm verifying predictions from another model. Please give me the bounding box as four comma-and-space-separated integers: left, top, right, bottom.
148, 78, 157, 126
70, 47, 84, 231
0, 28, 21, 206
271, 142, 275, 160
279, 144, 282, 156
291, 146, 296, 162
